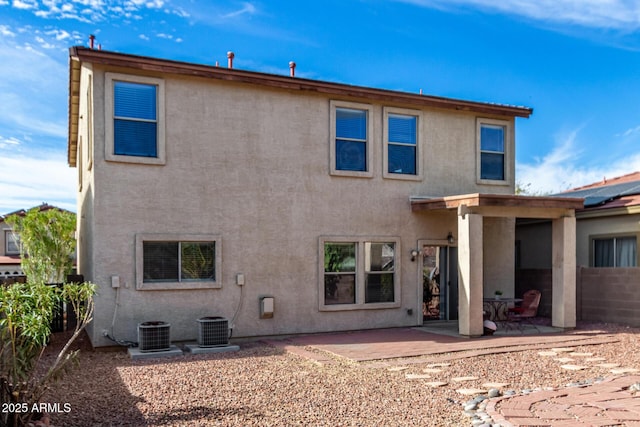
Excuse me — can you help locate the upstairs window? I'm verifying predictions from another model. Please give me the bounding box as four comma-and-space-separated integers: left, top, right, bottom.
105, 73, 165, 165
384, 107, 421, 180
593, 236, 637, 267
330, 101, 373, 178
480, 124, 505, 180
114, 81, 158, 157
477, 118, 510, 184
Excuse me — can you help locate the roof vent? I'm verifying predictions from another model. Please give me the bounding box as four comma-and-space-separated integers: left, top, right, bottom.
227, 51, 235, 69
289, 61, 296, 77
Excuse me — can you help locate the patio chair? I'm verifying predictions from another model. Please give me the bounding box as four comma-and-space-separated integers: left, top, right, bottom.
506, 290, 541, 332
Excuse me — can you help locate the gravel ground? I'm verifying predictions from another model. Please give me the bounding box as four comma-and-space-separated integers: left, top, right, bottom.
39, 322, 640, 427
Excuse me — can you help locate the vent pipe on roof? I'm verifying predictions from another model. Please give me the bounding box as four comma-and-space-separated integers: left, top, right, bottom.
289, 61, 296, 77
227, 51, 235, 69
89, 34, 95, 49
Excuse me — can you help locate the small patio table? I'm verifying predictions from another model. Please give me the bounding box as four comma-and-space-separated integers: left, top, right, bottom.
482, 297, 522, 322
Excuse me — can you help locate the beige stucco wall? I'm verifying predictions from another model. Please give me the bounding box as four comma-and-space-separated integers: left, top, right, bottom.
76, 64, 518, 347
575, 213, 640, 266
483, 217, 515, 297
517, 212, 640, 268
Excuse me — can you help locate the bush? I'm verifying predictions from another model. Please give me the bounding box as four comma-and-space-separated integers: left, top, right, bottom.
0, 281, 95, 426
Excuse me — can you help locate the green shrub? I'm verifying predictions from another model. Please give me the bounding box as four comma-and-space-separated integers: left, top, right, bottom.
0, 281, 95, 426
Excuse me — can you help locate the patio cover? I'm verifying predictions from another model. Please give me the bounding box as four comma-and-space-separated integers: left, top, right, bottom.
411, 193, 584, 337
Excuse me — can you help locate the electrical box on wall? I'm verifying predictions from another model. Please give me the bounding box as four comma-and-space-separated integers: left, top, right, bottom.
260, 297, 274, 319
111, 275, 120, 288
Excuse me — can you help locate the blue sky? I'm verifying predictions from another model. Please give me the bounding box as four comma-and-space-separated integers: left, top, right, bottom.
1, 0, 640, 213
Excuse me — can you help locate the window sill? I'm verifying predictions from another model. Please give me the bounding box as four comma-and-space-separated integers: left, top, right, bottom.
383, 172, 422, 181
477, 178, 510, 186
319, 301, 401, 311
106, 153, 166, 165
136, 281, 222, 291
330, 169, 374, 178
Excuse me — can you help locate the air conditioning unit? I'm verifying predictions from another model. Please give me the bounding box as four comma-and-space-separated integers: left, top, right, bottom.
197, 317, 229, 347
138, 321, 171, 352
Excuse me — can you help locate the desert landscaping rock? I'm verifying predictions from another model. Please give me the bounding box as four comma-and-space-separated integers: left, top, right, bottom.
425, 381, 448, 388
551, 347, 576, 352
387, 366, 409, 371
569, 352, 593, 357
405, 373, 431, 379
483, 382, 509, 389
610, 367, 640, 374
39, 322, 640, 426
457, 388, 489, 396
452, 376, 480, 382
561, 364, 588, 371
597, 362, 621, 368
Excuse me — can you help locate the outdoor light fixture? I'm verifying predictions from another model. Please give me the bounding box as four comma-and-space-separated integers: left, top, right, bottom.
447, 232, 454, 244
410, 249, 420, 262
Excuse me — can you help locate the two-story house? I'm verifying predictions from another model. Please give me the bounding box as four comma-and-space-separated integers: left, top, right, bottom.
67, 46, 582, 347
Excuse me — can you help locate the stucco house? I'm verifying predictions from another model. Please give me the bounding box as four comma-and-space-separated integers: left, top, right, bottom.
67, 46, 582, 348
516, 172, 640, 324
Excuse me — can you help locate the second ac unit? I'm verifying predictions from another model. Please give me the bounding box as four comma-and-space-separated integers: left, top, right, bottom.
197, 317, 229, 347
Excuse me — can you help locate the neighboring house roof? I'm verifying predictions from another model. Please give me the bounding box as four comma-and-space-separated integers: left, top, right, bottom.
557, 171, 640, 212
0, 255, 21, 266
67, 46, 534, 167
0, 202, 62, 222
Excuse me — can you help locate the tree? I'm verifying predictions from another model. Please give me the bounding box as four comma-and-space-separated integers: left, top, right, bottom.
1, 206, 95, 426
4, 207, 76, 284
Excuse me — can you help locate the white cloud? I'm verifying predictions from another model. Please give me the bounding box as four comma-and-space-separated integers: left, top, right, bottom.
517, 127, 640, 194
0, 135, 22, 148
0, 25, 15, 37
5, 0, 185, 23
12, 0, 37, 10
400, 0, 640, 30
617, 124, 640, 137
221, 1, 257, 19
45, 29, 71, 40
0, 40, 68, 138
0, 151, 76, 214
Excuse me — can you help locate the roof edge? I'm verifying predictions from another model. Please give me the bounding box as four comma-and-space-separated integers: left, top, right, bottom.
69, 46, 533, 117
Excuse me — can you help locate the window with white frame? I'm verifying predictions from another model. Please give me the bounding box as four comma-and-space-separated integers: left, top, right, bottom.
320, 237, 400, 310
384, 107, 420, 179
478, 118, 510, 183
136, 234, 221, 290
4, 231, 20, 255
330, 101, 373, 178
592, 235, 637, 267
105, 73, 165, 165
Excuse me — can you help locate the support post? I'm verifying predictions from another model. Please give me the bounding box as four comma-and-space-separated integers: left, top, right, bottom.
458, 212, 484, 337
552, 215, 576, 329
